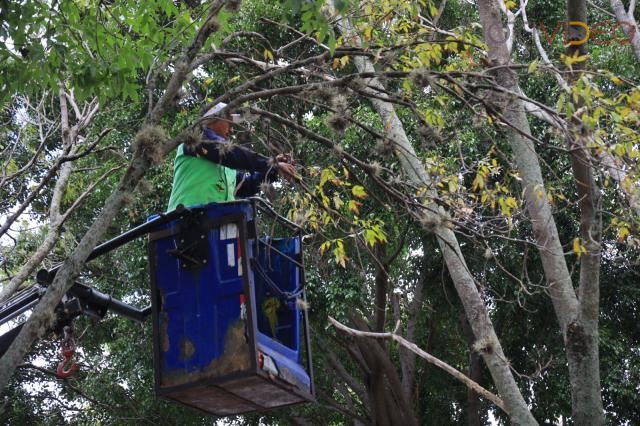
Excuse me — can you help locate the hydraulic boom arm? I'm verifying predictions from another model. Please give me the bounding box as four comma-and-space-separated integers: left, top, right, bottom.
0, 205, 188, 357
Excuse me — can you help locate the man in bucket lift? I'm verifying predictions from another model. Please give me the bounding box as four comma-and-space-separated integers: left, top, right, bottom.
167, 102, 296, 210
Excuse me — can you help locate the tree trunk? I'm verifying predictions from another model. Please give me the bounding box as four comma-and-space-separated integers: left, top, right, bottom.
462, 314, 483, 426
565, 1, 605, 422
399, 244, 430, 401
373, 244, 388, 333
476, 0, 604, 423
350, 314, 418, 426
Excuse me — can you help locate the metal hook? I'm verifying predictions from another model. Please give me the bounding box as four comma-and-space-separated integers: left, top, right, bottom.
56, 350, 78, 379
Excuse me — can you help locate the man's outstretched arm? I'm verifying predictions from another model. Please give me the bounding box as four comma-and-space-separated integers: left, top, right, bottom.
234, 171, 274, 197
183, 141, 275, 174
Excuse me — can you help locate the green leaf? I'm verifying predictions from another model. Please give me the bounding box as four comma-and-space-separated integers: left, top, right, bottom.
327, 33, 337, 55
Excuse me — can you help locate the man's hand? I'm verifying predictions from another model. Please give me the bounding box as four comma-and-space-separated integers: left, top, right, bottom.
275, 153, 297, 182
277, 161, 298, 182
276, 153, 295, 165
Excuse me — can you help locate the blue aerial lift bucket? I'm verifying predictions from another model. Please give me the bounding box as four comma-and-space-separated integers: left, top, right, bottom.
147, 199, 314, 416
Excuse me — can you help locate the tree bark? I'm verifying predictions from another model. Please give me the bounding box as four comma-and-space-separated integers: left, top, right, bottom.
564, 1, 605, 422
399, 248, 430, 401
350, 314, 418, 426
462, 314, 483, 426
373, 244, 388, 332
326, 348, 370, 411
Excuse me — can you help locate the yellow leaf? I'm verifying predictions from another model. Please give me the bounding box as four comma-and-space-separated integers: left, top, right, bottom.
320, 167, 335, 187
547, 193, 555, 205
364, 229, 377, 248
498, 197, 511, 216
561, 52, 589, 67
364, 25, 372, 41
471, 174, 484, 192
348, 200, 362, 215
333, 194, 344, 210
617, 226, 630, 243
352, 185, 368, 199
262, 297, 280, 337
557, 93, 565, 112
322, 211, 331, 225
402, 78, 412, 94
572, 238, 587, 258
333, 240, 347, 268
448, 179, 458, 193
319, 241, 331, 256
528, 60, 538, 74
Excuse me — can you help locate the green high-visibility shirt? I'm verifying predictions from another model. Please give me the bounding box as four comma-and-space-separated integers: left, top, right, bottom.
167, 144, 236, 211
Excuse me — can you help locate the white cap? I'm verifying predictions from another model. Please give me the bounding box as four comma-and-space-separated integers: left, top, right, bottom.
203, 102, 228, 117
203, 102, 242, 123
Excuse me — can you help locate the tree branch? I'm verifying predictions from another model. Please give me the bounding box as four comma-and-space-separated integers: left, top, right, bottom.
329, 317, 507, 413
610, 0, 640, 60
